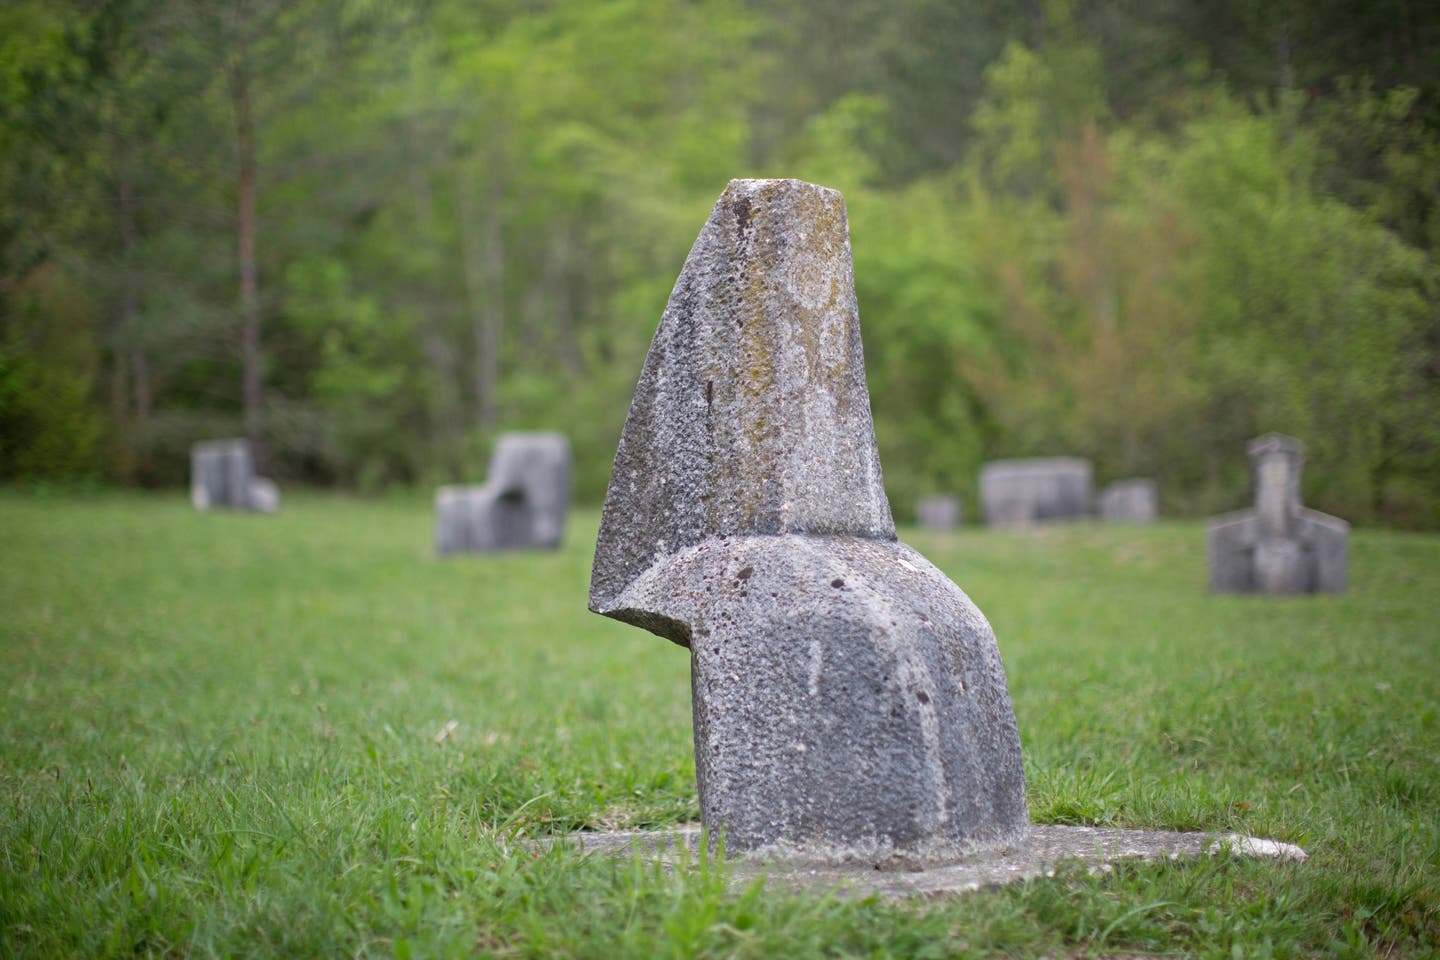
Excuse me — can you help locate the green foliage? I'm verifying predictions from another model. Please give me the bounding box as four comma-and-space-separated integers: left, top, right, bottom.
953, 55, 1438, 521
0, 341, 100, 480
0, 261, 102, 481
1, 0, 1437, 525
850, 176, 999, 517
283, 257, 428, 488
1166, 105, 1437, 519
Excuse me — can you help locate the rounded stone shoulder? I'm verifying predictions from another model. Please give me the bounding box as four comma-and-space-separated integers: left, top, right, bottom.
596, 535, 988, 647
597, 534, 1028, 864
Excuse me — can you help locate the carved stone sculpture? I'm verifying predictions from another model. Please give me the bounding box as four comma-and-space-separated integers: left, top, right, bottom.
435, 432, 571, 553
589, 179, 1027, 866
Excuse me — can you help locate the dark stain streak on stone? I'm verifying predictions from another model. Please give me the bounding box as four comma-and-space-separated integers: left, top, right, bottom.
732, 194, 752, 240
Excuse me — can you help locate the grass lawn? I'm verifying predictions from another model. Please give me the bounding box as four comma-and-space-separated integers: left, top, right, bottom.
2, 489, 1438, 958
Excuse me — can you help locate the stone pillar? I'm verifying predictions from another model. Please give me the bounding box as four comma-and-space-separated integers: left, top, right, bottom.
1249, 435, 1304, 592
589, 179, 1027, 866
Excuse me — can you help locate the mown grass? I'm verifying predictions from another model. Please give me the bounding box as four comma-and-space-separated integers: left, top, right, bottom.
1, 489, 1437, 958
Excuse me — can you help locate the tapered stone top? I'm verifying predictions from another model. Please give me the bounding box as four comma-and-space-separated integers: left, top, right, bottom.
591, 179, 894, 628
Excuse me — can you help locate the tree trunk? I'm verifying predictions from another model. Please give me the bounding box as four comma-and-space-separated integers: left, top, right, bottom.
457, 162, 503, 433
106, 127, 150, 483
115, 154, 151, 424
130, 350, 152, 422
406, 114, 463, 473
231, 46, 264, 471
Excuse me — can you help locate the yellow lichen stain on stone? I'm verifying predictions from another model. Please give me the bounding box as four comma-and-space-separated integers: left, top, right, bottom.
735, 236, 777, 529
786, 190, 856, 405
703, 180, 861, 534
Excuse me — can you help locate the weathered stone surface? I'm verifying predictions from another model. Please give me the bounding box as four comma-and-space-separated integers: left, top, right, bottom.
590, 179, 1027, 867
1098, 478, 1157, 523
434, 486, 482, 554
190, 438, 279, 512
1207, 434, 1348, 594
979, 458, 1092, 527
549, 823, 1307, 899
435, 432, 571, 554
248, 477, 281, 514
916, 495, 961, 530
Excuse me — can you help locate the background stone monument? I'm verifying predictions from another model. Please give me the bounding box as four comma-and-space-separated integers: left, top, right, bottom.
916, 495, 962, 530
1207, 433, 1348, 594
434, 432, 571, 554
589, 179, 1027, 866
190, 439, 279, 513
1098, 478, 1158, 522
979, 458, 1092, 527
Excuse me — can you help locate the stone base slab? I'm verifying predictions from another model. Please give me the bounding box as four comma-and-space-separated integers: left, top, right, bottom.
546, 823, 1306, 899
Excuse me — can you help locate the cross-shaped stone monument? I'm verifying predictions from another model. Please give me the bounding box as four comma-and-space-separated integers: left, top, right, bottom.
1206, 433, 1348, 594
589, 179, 1027, 866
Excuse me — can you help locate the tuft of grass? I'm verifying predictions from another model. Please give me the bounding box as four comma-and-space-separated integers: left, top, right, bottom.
2, 490, 1438, 957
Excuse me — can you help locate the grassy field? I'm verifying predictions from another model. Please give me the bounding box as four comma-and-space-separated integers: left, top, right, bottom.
1, 490, 1437, 958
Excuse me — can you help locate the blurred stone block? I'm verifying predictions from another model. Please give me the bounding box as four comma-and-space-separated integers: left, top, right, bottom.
248, 477, 281, 514
434, 432, 571, 553
916, 495, 961, 530
190, 438, 279, 512
1098, 478, 1157, 523
979, 458, 1092, 527
589, 179, 1028, 867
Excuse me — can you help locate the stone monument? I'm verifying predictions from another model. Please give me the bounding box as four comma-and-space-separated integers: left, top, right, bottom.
916, 495, 962, 530
434, 432, 571, 554
978, 458, 1092, 527
1207, 434, 1348, 594
589, 179, 1027, 866
190, 438, 279, 513
1098, 478, 1157, 523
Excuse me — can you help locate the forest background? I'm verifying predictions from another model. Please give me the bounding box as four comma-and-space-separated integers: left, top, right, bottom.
2, 0, 1437, 526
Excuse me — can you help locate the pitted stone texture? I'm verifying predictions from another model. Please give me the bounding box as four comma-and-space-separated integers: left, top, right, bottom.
190, 439, 279, 512
1207, 434, 1348, 594
551, 824, 1307, 899
979, 458, 1092, 527
916, 495, 961, 530
1098, 478, 1157, 523
605, 534, 1027, 865
435, 432, 571, 554
590, 179, 894, 614
590, 179, 1026, 866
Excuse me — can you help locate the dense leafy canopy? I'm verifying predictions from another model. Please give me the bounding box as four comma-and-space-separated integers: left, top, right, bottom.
2, 0, 1437, 525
